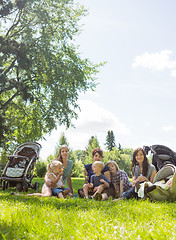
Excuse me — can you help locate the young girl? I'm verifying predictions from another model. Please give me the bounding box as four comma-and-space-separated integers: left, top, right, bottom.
107, 160, 132, 198
119, 147, 157, 200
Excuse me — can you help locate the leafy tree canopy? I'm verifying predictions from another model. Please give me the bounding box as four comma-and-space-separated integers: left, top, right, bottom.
0, 0, 101, 150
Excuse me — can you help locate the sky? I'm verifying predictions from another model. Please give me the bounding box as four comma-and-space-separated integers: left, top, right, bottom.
39, 0, 176, 160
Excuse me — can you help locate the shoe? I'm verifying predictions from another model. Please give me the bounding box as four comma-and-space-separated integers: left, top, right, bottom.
144, 185, 156, 194
10, 192, 19, 195
93, 192, 102, 201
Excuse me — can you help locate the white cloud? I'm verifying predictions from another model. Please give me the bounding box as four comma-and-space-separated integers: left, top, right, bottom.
39, 100, 130, 160
162, 125, 176, 132
132, 50, 176, 74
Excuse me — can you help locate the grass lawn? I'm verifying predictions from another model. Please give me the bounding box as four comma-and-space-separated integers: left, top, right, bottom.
0, 178, 176, 239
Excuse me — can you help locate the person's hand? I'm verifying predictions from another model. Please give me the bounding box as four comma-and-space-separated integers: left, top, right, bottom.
59, 171, 64, 176
89, 183, 93, 188
136, 176, 146, 182
100, 179, 106, 184
167, 178, 173, 187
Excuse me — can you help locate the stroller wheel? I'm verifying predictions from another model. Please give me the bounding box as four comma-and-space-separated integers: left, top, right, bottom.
34, 181, 39, 191
16, 183, 22, 192
23, 182, 29, 192
6, 182, 9, 189
2, 181, 6, 190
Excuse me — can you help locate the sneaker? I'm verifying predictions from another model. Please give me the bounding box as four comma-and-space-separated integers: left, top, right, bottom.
144, 185, 156, 194
93, 192, 102, 201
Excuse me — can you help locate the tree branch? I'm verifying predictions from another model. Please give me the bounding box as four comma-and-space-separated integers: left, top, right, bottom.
0, 90, 19, 110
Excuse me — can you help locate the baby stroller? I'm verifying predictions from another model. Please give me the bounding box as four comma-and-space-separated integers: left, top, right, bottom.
0, 142, 42, 192
143, 144, 176, 171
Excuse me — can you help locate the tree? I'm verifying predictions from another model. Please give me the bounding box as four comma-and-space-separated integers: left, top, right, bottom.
0, 0, 101, 150
54, 132, 69, 157
105, 130, 116, 151
84, 136, 100, 165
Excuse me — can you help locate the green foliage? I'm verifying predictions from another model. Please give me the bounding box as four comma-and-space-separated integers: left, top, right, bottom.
83, 136, 100, 165
0, 0, 101, 150
105, 130, 116, 151
34, 160, 47, 178
103, 148, 132, 177
71, 160, 84, 177
54, 132, 70, 157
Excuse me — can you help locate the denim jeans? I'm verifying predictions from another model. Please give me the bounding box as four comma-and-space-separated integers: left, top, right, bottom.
121, 186, 138, 199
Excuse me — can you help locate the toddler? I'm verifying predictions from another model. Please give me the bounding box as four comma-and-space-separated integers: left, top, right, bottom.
83, 161, 111, 200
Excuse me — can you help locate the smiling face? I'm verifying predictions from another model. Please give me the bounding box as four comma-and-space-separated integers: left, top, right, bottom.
135, 150, 144, 164
93, 152, 102, 162
107, 163, 117, 174
60, 147, 69, 160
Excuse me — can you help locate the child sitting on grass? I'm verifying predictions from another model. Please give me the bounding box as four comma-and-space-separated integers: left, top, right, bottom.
83, 161, 112, 200
107, 161, 132, 199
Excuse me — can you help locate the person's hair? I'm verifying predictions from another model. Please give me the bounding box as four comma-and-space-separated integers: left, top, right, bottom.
47, 160, 62, 173
56, 145, 69, 163
107, 160, 119, 171
92, 161, 104, 171
131, 147, 149, 176
92, 148, 104, 158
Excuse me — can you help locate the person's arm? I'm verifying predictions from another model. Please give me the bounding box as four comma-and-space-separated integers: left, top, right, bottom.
132, 175, 137, 187
119, 180, 124, 198
51, 172, 63, 184
149, 169, 157, 183
67, 170, 73, 194
44, 174, 57, 188
84, 169, 89, 184
100, 179, 110, 188
104, 170, 111, 181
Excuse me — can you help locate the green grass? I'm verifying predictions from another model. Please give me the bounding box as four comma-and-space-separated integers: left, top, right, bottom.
0, 178, 176, 239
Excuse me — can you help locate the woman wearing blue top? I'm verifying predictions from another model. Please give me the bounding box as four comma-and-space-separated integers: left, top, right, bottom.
46, 145, 74, 195
78, 148, 111, 198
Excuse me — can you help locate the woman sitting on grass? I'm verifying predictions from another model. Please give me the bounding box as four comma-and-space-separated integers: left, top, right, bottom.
46, 144, 74, 196
78, 148, 111, 198
107, 160, 132, 199
116, 147, 156, 200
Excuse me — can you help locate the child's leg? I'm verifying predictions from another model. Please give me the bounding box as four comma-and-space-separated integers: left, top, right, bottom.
101, 193, 108, 201
83, 183, 90, 198
58, 192, 64, 198
27, 184, 52, 197
92, 185, 104, 198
